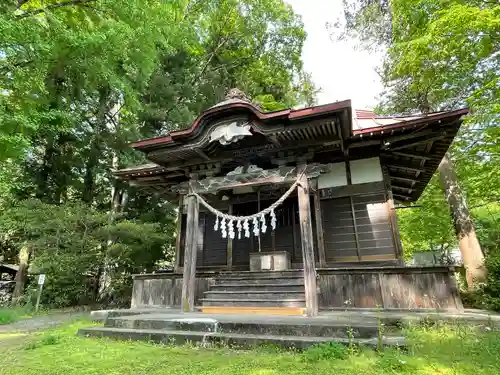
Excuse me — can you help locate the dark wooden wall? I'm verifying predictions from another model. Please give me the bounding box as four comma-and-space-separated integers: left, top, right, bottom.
131, 266, 462, 310
320, 191, 397, 263
317, 266, 462, 310
131, 273, 215, 308
177, 181, 397, 270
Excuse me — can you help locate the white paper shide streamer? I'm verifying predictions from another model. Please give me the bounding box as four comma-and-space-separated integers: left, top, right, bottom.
189, 173, 303, 242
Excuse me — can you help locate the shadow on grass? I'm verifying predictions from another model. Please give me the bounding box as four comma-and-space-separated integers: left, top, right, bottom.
1, 319, 499, 375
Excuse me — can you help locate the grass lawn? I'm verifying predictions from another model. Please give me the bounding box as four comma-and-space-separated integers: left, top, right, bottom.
0, 319, 499, 375
0, 307, 34, 325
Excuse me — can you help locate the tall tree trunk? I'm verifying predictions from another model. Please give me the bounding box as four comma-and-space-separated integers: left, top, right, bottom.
438, 153, 486, 289
98, 96, 121, 303
12, 244, 32, 304
83, 87, 110, 203
36, 139, 55, 201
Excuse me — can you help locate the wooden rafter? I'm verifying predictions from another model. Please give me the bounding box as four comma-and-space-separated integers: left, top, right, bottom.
382, 151, 431, 160
384, 128, 443, 144
390, 175, 418, 184
394, 193, 412, 201
195, 149, 210, 160
386, 164, 425, 173
388, 134, 446, 151
392, 185, 413, 193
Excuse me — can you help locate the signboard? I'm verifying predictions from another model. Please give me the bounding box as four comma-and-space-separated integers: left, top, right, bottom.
38, 274, 46, 285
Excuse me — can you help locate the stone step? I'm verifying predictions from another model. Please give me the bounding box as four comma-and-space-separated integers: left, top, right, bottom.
215, 276, 303, 285
105, 316, 383, 338
78, 327, 405, 349
204, 291, 305, 300
200, 298, 305, 307
210, 283, 304, 292
199, 306, 306, 316
216, 271, 303, 279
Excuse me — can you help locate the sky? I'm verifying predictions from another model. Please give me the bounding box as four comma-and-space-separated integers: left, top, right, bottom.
286, 0, 383, 109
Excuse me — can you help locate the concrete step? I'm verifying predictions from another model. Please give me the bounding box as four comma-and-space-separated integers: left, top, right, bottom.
215, 276, 303, 285
210, 283, 304, 291
204, 291, 305, 300
200, 298, 305, 307
105, 316, 382, 338
216, 271, 303, 279
199, 306, 306, 316
78, 326, 405, 349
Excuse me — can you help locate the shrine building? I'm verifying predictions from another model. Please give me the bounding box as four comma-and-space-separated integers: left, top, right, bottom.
115, 89, 465, 316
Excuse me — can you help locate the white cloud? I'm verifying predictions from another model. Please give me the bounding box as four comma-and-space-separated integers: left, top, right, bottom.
286, 0, 383, 109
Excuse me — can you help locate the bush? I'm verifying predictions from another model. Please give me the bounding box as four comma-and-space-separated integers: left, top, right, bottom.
460, 208, 500, 311
481, 249, 500, 311
0, 199, 173, 309
376, 349, 415, 372
0, 307, 21, 325
301, 341, 348, 362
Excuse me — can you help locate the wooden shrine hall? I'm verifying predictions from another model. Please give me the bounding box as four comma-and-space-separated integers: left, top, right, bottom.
116, 90, 465, 316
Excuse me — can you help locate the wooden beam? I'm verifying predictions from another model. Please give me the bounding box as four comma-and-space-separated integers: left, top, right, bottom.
172, 163, 334, 194
149, 136, 339, 168
390, 175, 418, 184
384, 128, 444, 144
297, 164, 318, 317
394, 193, 411, 200
312, 181, 327, 267
388, 135, 445, 151
195, 149, 210, 160
386, 164, 425, 173
174, 195, 184, 273
226, 204, 233, 271
319, 181, 385, 200
382, 151, 431, 160
181, 187, 199, 313
348, 139, 381, 148
391, 185, 413, 193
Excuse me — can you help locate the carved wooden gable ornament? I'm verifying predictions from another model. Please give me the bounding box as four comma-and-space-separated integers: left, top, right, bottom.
209, 119, 252, 145
208, 88, 257, 145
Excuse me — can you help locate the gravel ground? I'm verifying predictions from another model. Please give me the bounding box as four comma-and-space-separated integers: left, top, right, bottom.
0, 311, 88, 349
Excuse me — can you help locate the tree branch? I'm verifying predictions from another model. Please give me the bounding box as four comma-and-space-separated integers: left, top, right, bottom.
16, 0, 97, 19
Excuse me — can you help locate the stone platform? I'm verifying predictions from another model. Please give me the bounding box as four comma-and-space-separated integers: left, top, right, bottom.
80, 309, 406, 349
80, 308, 500, 350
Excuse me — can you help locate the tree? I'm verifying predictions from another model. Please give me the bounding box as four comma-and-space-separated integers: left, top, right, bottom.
335, 0, 499, 287
0, 0, 316, 303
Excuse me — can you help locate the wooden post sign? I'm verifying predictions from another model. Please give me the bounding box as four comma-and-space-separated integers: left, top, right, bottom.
35, 274, 46, 312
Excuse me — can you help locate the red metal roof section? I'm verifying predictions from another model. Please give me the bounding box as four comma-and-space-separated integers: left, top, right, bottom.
352, 107, 469, 135
130, 99, 352, 151
354, 109, 376, 119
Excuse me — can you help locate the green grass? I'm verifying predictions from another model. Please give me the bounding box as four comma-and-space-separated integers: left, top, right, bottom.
0, 319, 499, 375
0, 307, 31, 325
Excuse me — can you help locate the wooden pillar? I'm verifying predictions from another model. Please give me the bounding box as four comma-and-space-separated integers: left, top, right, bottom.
297, 164, 318, 317
312, 180, 327, 267
174, 195, 184, 273
382, 166, 404, 263
181, 188, 199, 312
227, 204, 233, 270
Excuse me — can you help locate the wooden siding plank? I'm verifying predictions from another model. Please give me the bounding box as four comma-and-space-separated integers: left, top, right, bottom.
174, 195, 184, 273
313, 182, 327, 267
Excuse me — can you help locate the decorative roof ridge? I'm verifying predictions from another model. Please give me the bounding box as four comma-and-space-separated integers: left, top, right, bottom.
130, 98, 353, 151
